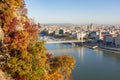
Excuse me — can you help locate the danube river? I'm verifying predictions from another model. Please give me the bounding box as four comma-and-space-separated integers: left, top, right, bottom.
45, 43, 120, 80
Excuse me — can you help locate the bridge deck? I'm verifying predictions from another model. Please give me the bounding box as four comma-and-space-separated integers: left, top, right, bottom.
46, 40, 85, 44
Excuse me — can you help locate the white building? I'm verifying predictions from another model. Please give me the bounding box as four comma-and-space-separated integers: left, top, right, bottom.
76, 32, 86, 41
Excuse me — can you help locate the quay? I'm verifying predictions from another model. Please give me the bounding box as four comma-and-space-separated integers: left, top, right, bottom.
84, 43, 120, 53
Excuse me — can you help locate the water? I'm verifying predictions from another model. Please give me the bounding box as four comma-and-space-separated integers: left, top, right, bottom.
45, 43, 120, 80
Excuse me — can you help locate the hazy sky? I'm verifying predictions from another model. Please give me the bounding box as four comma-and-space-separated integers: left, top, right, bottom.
25, 0, 120, 24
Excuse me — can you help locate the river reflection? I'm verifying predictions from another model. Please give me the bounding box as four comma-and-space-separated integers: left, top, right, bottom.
45, 43, 120, 80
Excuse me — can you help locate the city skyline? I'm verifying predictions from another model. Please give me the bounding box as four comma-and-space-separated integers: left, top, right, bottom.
25, 0, 120, 25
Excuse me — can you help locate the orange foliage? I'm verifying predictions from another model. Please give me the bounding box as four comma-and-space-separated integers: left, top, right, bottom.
4, 36, 11, 43
11, 31, 29, 51
44, 71, 63, 80
15, 76, 26, 80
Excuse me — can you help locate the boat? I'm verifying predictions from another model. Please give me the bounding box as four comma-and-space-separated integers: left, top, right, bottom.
92, 46, 98, 49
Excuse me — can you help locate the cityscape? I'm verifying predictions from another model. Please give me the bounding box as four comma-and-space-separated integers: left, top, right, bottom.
40, 24, 120, 48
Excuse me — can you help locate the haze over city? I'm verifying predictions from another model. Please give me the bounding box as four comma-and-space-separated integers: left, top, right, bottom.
25, 0, 120, 25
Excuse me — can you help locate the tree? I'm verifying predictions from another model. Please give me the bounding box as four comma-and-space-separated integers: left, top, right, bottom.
0, 0, 46, 80
44, 71, 64, 80
50, 55, 76, 80
0, 0, 76, 80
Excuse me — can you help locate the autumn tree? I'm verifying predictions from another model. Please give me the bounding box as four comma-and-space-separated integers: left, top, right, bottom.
0, 0, 75, 80
0, 0, 46, 80
49, 55, 76, 80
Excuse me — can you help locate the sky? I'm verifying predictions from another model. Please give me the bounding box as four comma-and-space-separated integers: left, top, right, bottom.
25, 0, 120, 25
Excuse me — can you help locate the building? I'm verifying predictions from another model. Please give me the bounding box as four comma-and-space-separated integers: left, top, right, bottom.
54, 28, 65, 36
59, 29, 64, 35
48, 30, 54, 34
103, 35, 114, 45
115, 34, 120, 47
76, 32, 86, 41
54, 29, 59, 35
103, 34, 118, 45
87, 24, 95, 31
99, 31, 110, 40
88, 31, 99, 40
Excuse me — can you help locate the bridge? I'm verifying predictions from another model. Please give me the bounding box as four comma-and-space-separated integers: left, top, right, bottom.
46, 40, 85, 44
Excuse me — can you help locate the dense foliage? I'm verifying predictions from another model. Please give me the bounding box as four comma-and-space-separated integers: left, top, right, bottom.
0, 0, 75, 80
49, 55, 75, 80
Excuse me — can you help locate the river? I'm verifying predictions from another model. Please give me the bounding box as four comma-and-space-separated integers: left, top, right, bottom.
45, 43, 120, 80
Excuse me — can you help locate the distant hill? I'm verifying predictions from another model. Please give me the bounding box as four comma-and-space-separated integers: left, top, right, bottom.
41, 23, 75, 26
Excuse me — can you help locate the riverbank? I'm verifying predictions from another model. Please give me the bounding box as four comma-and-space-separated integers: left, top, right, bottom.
83, 43, 120, 53
99, 46, 120, 53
